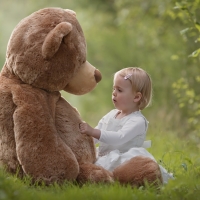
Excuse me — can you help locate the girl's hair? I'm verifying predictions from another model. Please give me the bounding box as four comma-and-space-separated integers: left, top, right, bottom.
115, 67, 152, 110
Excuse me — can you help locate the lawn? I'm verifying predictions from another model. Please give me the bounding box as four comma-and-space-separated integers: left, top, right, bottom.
0, 124, 199, 200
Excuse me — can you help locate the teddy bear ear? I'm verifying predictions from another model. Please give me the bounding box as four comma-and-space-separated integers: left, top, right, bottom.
42, 22, 72, 59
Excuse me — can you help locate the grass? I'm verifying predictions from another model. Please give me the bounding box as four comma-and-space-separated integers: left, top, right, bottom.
0, 124, 199, 200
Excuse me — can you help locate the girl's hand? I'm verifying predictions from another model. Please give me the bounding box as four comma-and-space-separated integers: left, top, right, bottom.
79, 122, 101, 139
79, 122, 94, 136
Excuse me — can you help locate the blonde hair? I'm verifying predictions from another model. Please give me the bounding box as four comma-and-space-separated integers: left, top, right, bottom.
115, 67, 152, 110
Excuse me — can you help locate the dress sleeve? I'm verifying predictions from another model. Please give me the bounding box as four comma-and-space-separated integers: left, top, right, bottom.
93, 112, 109, 144
99, 117, 146, 145
95, 118, 103, 130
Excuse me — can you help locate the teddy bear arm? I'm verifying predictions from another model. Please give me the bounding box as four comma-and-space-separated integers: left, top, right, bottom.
0, 83, 23, 175
55, 97, 114, 184
12, 87, 79, 184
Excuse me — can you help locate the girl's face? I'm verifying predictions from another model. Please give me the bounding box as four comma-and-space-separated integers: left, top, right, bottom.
112, 74, 138, 112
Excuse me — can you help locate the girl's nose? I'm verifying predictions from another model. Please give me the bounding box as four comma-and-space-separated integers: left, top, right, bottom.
112, 90, 116, 96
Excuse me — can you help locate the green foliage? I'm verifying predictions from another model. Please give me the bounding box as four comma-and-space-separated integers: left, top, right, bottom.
172, 77, 200, 136
174, 0, 200, 57
171, 0, 200, 137
0, 0, 196, 125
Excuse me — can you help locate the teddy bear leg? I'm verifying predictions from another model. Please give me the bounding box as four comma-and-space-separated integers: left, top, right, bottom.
76, 163, 114, 184
113, 156, 163, 187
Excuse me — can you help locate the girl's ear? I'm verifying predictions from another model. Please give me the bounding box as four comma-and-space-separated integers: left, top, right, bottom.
133, 92, 142, 103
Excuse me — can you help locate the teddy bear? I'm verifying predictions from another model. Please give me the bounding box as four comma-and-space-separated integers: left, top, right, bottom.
0, 7, 162, 186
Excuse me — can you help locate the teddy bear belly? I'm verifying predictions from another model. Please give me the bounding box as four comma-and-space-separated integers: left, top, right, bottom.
55, 120, 97, 165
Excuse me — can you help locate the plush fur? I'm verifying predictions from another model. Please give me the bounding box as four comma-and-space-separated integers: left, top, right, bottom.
113, 156, 162, 187
0, 7, 162, 186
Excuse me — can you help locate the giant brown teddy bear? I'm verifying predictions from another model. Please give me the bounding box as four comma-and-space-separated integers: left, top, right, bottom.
0, 7, 162, 186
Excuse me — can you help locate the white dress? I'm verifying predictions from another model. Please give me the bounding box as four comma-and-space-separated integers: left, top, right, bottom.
94, 109, 173, 184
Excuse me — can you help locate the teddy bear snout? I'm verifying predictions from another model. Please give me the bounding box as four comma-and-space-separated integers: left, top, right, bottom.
94, 69, 102, 83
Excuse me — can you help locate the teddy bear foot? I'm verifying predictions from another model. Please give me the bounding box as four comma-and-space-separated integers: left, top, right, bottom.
76, 163, 114, 184
113, 156, 163, 188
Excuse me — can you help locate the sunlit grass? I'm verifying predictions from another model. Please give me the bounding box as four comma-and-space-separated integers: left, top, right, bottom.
0, 123, 199, 200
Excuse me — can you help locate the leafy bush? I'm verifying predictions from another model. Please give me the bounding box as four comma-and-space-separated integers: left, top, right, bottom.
171, 0, 200, 138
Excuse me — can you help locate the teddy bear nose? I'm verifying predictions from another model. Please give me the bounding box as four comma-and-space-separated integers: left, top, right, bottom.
94, 69, 102, 83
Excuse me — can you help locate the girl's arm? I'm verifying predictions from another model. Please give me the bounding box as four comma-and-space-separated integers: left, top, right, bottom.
99, 117, 146, 145
80, 116, 147, 146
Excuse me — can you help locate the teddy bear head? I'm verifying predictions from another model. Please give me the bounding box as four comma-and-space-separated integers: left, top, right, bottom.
5, 7, 101, 94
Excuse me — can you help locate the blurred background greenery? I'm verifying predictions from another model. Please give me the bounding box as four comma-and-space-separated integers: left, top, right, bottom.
0, 0, 199, 145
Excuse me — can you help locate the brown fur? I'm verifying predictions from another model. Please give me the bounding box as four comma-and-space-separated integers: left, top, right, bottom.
77, 164, 114, 184
0, 7, 112, 184
113, 156, 163, 187
0, 7, 162, 186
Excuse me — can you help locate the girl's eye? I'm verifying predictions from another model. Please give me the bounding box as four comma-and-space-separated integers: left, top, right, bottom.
112, 88, 122, 92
